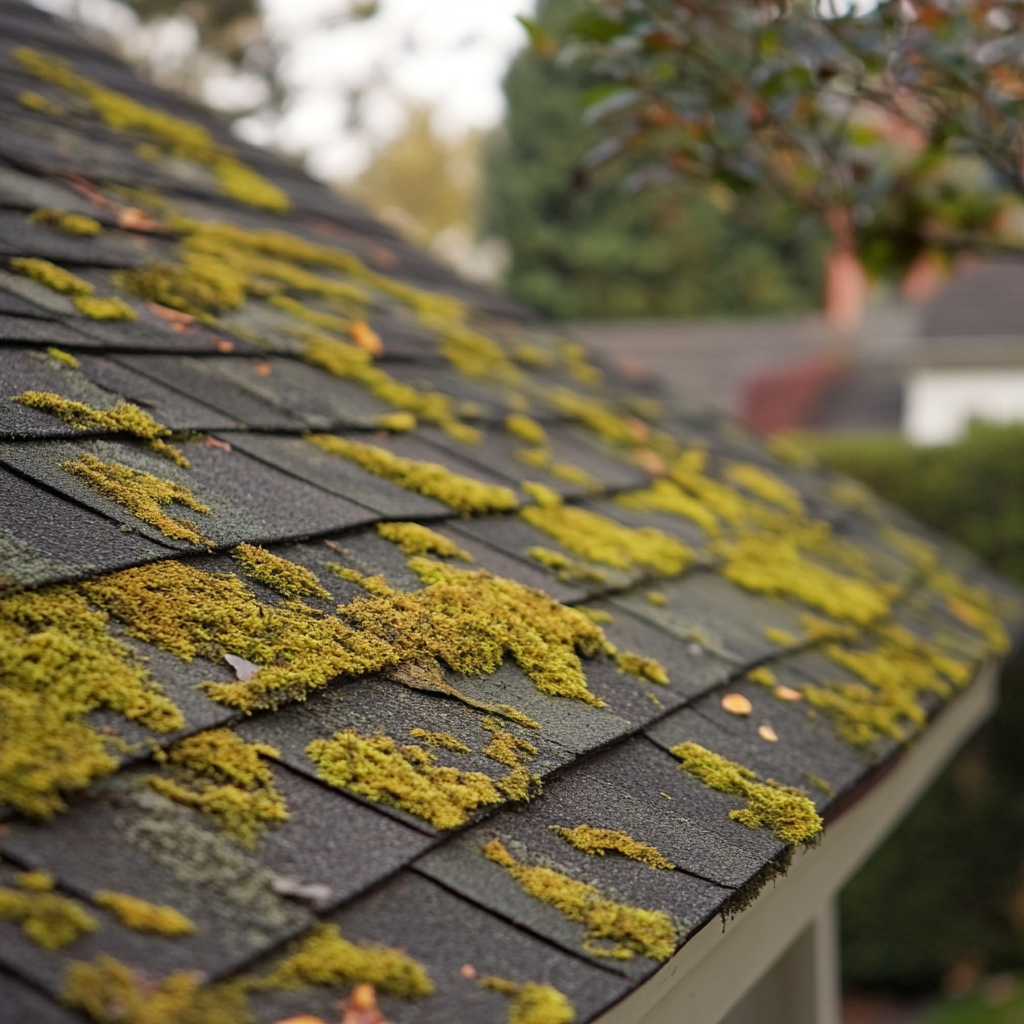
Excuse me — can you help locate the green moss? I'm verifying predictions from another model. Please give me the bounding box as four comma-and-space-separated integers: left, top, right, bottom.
115, 258, 247, 320
482, 716, 538, 766
269, 293, 367, 329
148, 728, 289, 848
440, 325, 522, 383
670, 742, 823, 846
526, 546, 606, 585
805, 773, 834, 797
515, 447, 602, 493
575, 606, 613, 624
549, 389, 638, 447
724, 462, 805, 517
407, 729, 471, 754
231, 544, 331, 600
15, 47, 287, 213
0, 585, 183, 818
377, 521, 472, 561
307, 435, 518, 516
506, 413, 548, 446
520, 487, 691, 576
746, 666, 777, 687
550, 824, 675, 870
617, 479, 720, 537
45, 346, 80, 369
376, 411, 417, 432
253, 921, 434, 998
306, 730, 505, 829
72, 295, 137, 320
0, 872, 98, 949
615, 651, 669, 685
92, 891, 196, 936
481, 977, 576, 1024
13, 391, 188, 466
29, 207, 102, 236
10, 256, 92, 295
482, 838, 677, 961
765, 627, 797, 646
645, 591, 667, 606
62, 955, 253, 1024
60, 454, 211, 544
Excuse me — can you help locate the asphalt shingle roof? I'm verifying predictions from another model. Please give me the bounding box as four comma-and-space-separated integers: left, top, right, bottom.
0, 5, 1022, 1022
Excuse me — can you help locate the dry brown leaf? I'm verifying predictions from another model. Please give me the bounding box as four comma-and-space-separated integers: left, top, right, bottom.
272, 1017, 329, 1024
64, 173, 112, 209
721, 693, 753, 716
204, 436, 232, 452
350, 321, 384, 358
773, 685, 803, 702
634, 449, 667, 477
625, 417, 651, 442
460, 963, 477, 979
758, 724, 779, 742
118, 206, 162, 232
148, 302, 195, 327
254, 362, 273, 377
340, 984, 389, 1024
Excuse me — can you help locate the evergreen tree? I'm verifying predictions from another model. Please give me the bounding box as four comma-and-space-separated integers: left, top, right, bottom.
481, 0, 828, 320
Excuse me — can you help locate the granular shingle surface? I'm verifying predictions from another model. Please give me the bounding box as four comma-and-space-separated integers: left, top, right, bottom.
0, 4, 1022, 1022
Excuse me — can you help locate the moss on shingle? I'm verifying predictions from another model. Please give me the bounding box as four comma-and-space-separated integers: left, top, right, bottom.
377, 521, 472, 561
29, 207, 102, 236
481, 977, 576, 1024
92, 891, 196, 936
550, 825, 675, 870
231, 544, 331, 600
0, 871, 98, 950
10, 256, 92, 296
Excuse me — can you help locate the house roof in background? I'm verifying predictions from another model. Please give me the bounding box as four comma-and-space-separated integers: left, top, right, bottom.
0, 4, 1021, 1023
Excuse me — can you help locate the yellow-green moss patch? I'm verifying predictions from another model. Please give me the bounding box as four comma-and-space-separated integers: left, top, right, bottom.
506, 413, 547, 446
482, 838, 677, 961
746, 666, 777, 687
526, 546, 606, 585
13, 392, 188, 466
481, 977, 576, 1024
521, 486, 690, 576
306, 730, 504, 830
148, 728, 289, 848
0, 585, 183, 818
231, 544, 331, 600
377, 521, 472, 561
765, 627, 796, 646
62, 954, 252, 1024
45, 346, 80, 369
0, 872, 98, 950
93, 891, 195, 936
16, 47, 288, 212
72, 295, 137, 321
29, 208, 102, 236
10, 256, 92, 295
550, 825, 675, 870
615, 651, 669, 685
308, 435, 517, 516
408, 729, 471, 754
617, 479, 720, 537
253, 921, 434, 999
670, 742, 822, 846
724, 462, 804, 517
482, 717, 538, 767
61, 454, 211, 543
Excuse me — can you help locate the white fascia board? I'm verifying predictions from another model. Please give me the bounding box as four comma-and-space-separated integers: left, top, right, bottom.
594, 659, 1000, 1024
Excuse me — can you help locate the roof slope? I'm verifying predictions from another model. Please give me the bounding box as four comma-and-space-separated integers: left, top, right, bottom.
0, 5, 1021, 1023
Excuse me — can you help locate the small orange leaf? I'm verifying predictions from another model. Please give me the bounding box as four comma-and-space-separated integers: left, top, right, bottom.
721, 693, 752, 716
774, 685, 803, 702
350, 320, 383, 358
272, 1017, 328, 1024
148, 302, 195, 325
341, 984, 389, 1024
118, 206, 162, 232
254, 362, 273, 377
634, 449, 666, 477
460, 963, 477, 979
625, 417, 651, 442
758, 724, 779, 742
205, 436, 231, 452
211, 337, 235, 353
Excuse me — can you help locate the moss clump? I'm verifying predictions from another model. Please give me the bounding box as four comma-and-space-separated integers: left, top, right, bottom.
482, 717, 538, 767
116, 259, 247, 320
408, 729, 471, 754
46, 346, 81, 369
10, 256, 92, 295
549, 389, 638, 447
615, 651, 669, 685
482, 838, 677, 962
0, 872, 98, 950
515, 447, 602, 492
526, 546, 606, 585
231, 544, 331, 600
645, 591, 667, 606
61, 455, 211, 544
376, 411, 417, 432
73, 295, 137, 321
253, 921, 434, 999
746, 666, 777, 687
377, 521, 472, 561
765, 627, 796, 646
440, 325, 522, 383
0, 585, 183, 818
148, 729, 289, 847
308, 435, 516, 516
62, 955, 252, 1024
506, 413, 547, 446
306, 730, 504, 830
550, 825, 675, 870
670, 742, 822, 846
724, 462, 804, 517
481, 977, 576, 1024
520, 486, 691, 576
15, 47, 288, 212
575, 607, 612, 624
617, 479, 720, 537
92, 891, 196, 936
29, 208, 102, 236
13, 391, 188, 466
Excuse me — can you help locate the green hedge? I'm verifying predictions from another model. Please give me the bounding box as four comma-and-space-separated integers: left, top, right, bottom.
806, 424, 1024, 992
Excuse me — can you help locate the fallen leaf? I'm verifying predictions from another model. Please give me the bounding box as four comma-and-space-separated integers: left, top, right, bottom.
148, 302, 195, 327
270, 875, 333, 903
367, 243, 399, 269
205, 436, 232, 452
625, 417, 651, 442
721, 693, 753, 716
350, 320, 384, 358
774, 685, 803, 702
118, 207, 162, 232
634, 448, 666, 477
340, 984, 389, 1024
758, 724, 779, 742
64, 173, 112, 209
460, 964, 477, 980
254, 362, 273, 377
210, 336, 235, 353
224, 653, 259, 680
272, 1017, 328, 1024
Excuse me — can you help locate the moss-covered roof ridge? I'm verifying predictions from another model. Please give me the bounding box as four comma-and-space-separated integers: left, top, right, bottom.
0, 3, 1022, 1022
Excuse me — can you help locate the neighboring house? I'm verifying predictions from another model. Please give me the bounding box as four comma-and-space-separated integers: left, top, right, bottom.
0, 7, 1022, 1024
903, 257, 1024, 445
